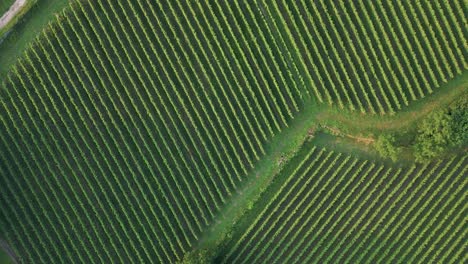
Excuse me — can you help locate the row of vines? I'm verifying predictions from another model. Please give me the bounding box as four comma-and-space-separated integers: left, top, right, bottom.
0, 0, 303, 263
220, 147, 467, 263
267, 0, 467, 114
0, 0, 467, 263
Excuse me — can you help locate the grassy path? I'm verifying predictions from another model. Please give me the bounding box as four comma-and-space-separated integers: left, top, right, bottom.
316, 72, 468, 135
195, 72, 467, 253
196, 102, 318, 249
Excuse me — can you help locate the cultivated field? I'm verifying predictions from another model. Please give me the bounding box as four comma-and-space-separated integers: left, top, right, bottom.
272, 0, 467, 114
0, 0, 303, 262
0, 0, 466, 263
219, 146, 467, 263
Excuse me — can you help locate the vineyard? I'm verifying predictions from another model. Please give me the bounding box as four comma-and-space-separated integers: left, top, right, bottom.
0, 0, 466, 263
0, 0, 301, 262
218, 145, 467, 263
270, 0, 467, 114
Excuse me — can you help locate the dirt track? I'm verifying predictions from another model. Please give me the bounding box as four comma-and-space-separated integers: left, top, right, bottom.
0, 0, 26, 29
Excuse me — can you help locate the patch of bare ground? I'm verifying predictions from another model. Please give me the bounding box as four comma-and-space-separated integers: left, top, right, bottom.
321, 125, 375, 145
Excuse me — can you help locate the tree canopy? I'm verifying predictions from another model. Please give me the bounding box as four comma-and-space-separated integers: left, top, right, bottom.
414, 97, 467, 162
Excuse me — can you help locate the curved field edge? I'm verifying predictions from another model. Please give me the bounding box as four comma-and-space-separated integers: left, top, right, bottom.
195, 74, 467, 253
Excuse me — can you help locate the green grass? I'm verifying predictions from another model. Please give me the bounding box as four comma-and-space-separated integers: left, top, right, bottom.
196, 101, 318, 250
310, 132, 409, 165
0, 0, 37, 38
0, 253, 13, 264
209, 139, 318, 259
0, 0, 15, 16
0, 0, 69, 79
0, 240, 14, 264
315, 71, 468, 136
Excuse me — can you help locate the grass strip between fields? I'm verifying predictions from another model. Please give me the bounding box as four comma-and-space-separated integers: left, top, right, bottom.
196, 101, 318, 249
195, 72, 467, 253
316, 72, 468, 135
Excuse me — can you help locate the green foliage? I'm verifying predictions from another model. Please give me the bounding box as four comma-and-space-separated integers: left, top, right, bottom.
1, 0, 466, 263
374, 134, 400, 161
413, 96, 467, 162
177, 249, 211, 264
448, 96, 468, 145
414, 111, 453, 162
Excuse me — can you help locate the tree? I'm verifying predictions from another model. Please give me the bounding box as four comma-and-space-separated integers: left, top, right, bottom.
448, 96, 468, 145
414, 110, 453, 162
374, 134, 400, 161
413, 96, 467, 162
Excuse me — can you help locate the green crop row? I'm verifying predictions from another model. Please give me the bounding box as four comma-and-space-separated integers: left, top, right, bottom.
272, 0, 467, 114
220, 146, 467, 264
0, 0, 303, 262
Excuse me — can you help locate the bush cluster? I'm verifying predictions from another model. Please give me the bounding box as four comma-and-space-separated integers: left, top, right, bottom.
414, 97, 467, 162
374, 96, 467, 162
374, 134, 400, 162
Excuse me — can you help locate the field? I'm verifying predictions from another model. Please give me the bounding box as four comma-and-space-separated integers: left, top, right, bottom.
264, 0, 467, 114
216, 143, 467, 263
0, 0, 466, 263
0, 0, 299, 262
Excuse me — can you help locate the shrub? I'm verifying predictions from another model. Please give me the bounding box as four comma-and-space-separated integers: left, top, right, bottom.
374, 134, 400, 161
413, 97, 467, 162
448, 96, 468, 146
177, 249, 211, 264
